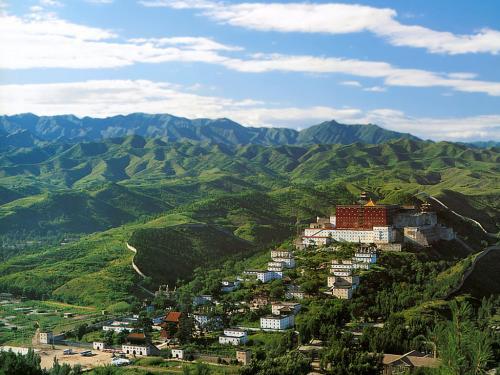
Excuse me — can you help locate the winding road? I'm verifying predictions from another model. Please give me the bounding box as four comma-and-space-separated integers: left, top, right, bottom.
126, 242, 155, 297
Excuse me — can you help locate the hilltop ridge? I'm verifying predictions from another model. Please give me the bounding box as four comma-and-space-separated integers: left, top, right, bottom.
0, 113, 420, 146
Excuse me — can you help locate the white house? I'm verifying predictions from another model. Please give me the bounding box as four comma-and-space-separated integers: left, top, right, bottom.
38, 332, 54, 344
267, 261, 284, 272
219, 328, 248, 345
93, 342, 106, 351
257, 270, 282, 283
272, 257, 295, 268
260, 315, 294, 330
270, 250, 292, 259
353, 251, 377, 264
121, 344, 152, 356
270, 251, 296, 268
171, 349, 184, 359
302, 226, 395, 245
192, 313, 222, 331
103, 323, 132, 334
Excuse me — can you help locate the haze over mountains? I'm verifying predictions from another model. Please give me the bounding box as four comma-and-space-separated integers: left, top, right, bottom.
0, 113, 421, 147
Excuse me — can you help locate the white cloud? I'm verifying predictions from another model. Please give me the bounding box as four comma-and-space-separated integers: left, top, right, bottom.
39, 0, 63, 6
0, 13, 236, 69
363, 86, 386, 92
0, 79, 498, 141
85, 0, 114, 4
1, 12, 500, 96
340, 80, 362, 87
361, 110, 500, 141
142, 1, 500, 55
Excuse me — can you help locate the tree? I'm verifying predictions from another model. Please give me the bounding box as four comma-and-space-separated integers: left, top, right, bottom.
176, 313, 194, 345
320, 333, 382, 375
431, 300, 494, 375
76, 323, 88, 340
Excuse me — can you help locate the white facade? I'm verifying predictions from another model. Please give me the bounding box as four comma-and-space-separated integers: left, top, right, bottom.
219, 328, 248, 345
302, 235, 332, 247
353, 252, 377, 264
267, 261, 284, 272
171, 349, 184, 359
257, 270, 282, 283
122, 344, 151, 356
330, 286, 354, 300
303, 226, 395, 244
193, 314, 209, 327
272, 257, 295, 268
103, 324, 132, 333
270, 250, 292, 259
93, 342, 105, 351
39, 332, 53, 344
260, 315, 294, 330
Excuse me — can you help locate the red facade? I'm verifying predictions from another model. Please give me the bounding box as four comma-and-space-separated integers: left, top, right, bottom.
336, 204, 396, 229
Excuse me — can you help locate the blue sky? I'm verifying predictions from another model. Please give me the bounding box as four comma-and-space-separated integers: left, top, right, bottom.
0, 0, 499, 141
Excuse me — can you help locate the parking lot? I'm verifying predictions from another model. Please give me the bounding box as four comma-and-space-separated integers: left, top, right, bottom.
38, 345, 116, 370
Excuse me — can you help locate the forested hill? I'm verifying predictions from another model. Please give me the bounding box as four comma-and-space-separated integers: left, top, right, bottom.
0, 135, 499, 241
0, 113, 419, 146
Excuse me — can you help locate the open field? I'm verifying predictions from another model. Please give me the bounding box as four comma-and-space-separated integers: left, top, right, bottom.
0, 297, 99, 345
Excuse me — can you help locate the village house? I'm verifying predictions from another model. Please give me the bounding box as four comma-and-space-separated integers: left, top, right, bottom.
327, 274, 359, 288
93, 342, 108, 351
38, 332, 54, 345
102, 321, 133, 334
192, 312, 222, 331
285, 285, 305, 300
236, 349, 252, 365
221, 280, 241, 293
250, 294, 270, 310
383, 350, 440, 374
260, 314, 294, 330
329, 284, 355, 299
257, 270, 282, 283
121, 333, 158, 357
271, 302, 301, 316
193, 295, 213, 307
218, 328, 248, 345
267, 261, 284, 272
160, 311, 182, 340
353, 249, 377, 264
270, 250, 296, 268
171, 349, 184, 359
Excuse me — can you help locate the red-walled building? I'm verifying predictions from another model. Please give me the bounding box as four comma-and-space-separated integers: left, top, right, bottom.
336, 200, 398, 229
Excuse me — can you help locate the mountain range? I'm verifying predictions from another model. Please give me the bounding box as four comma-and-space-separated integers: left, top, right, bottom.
0, 113, 420, 147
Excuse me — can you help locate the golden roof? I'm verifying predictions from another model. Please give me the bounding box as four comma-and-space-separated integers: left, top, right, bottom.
364, 199, 376, 207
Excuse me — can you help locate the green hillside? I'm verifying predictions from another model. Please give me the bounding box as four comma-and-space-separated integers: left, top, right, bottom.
456, 250, 500, 298
1, 136, 497, 238
129, 224, 253, 285
0, 134, 498, 308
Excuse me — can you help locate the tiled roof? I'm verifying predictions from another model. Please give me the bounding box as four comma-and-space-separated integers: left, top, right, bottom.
165, 311, 182, 323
